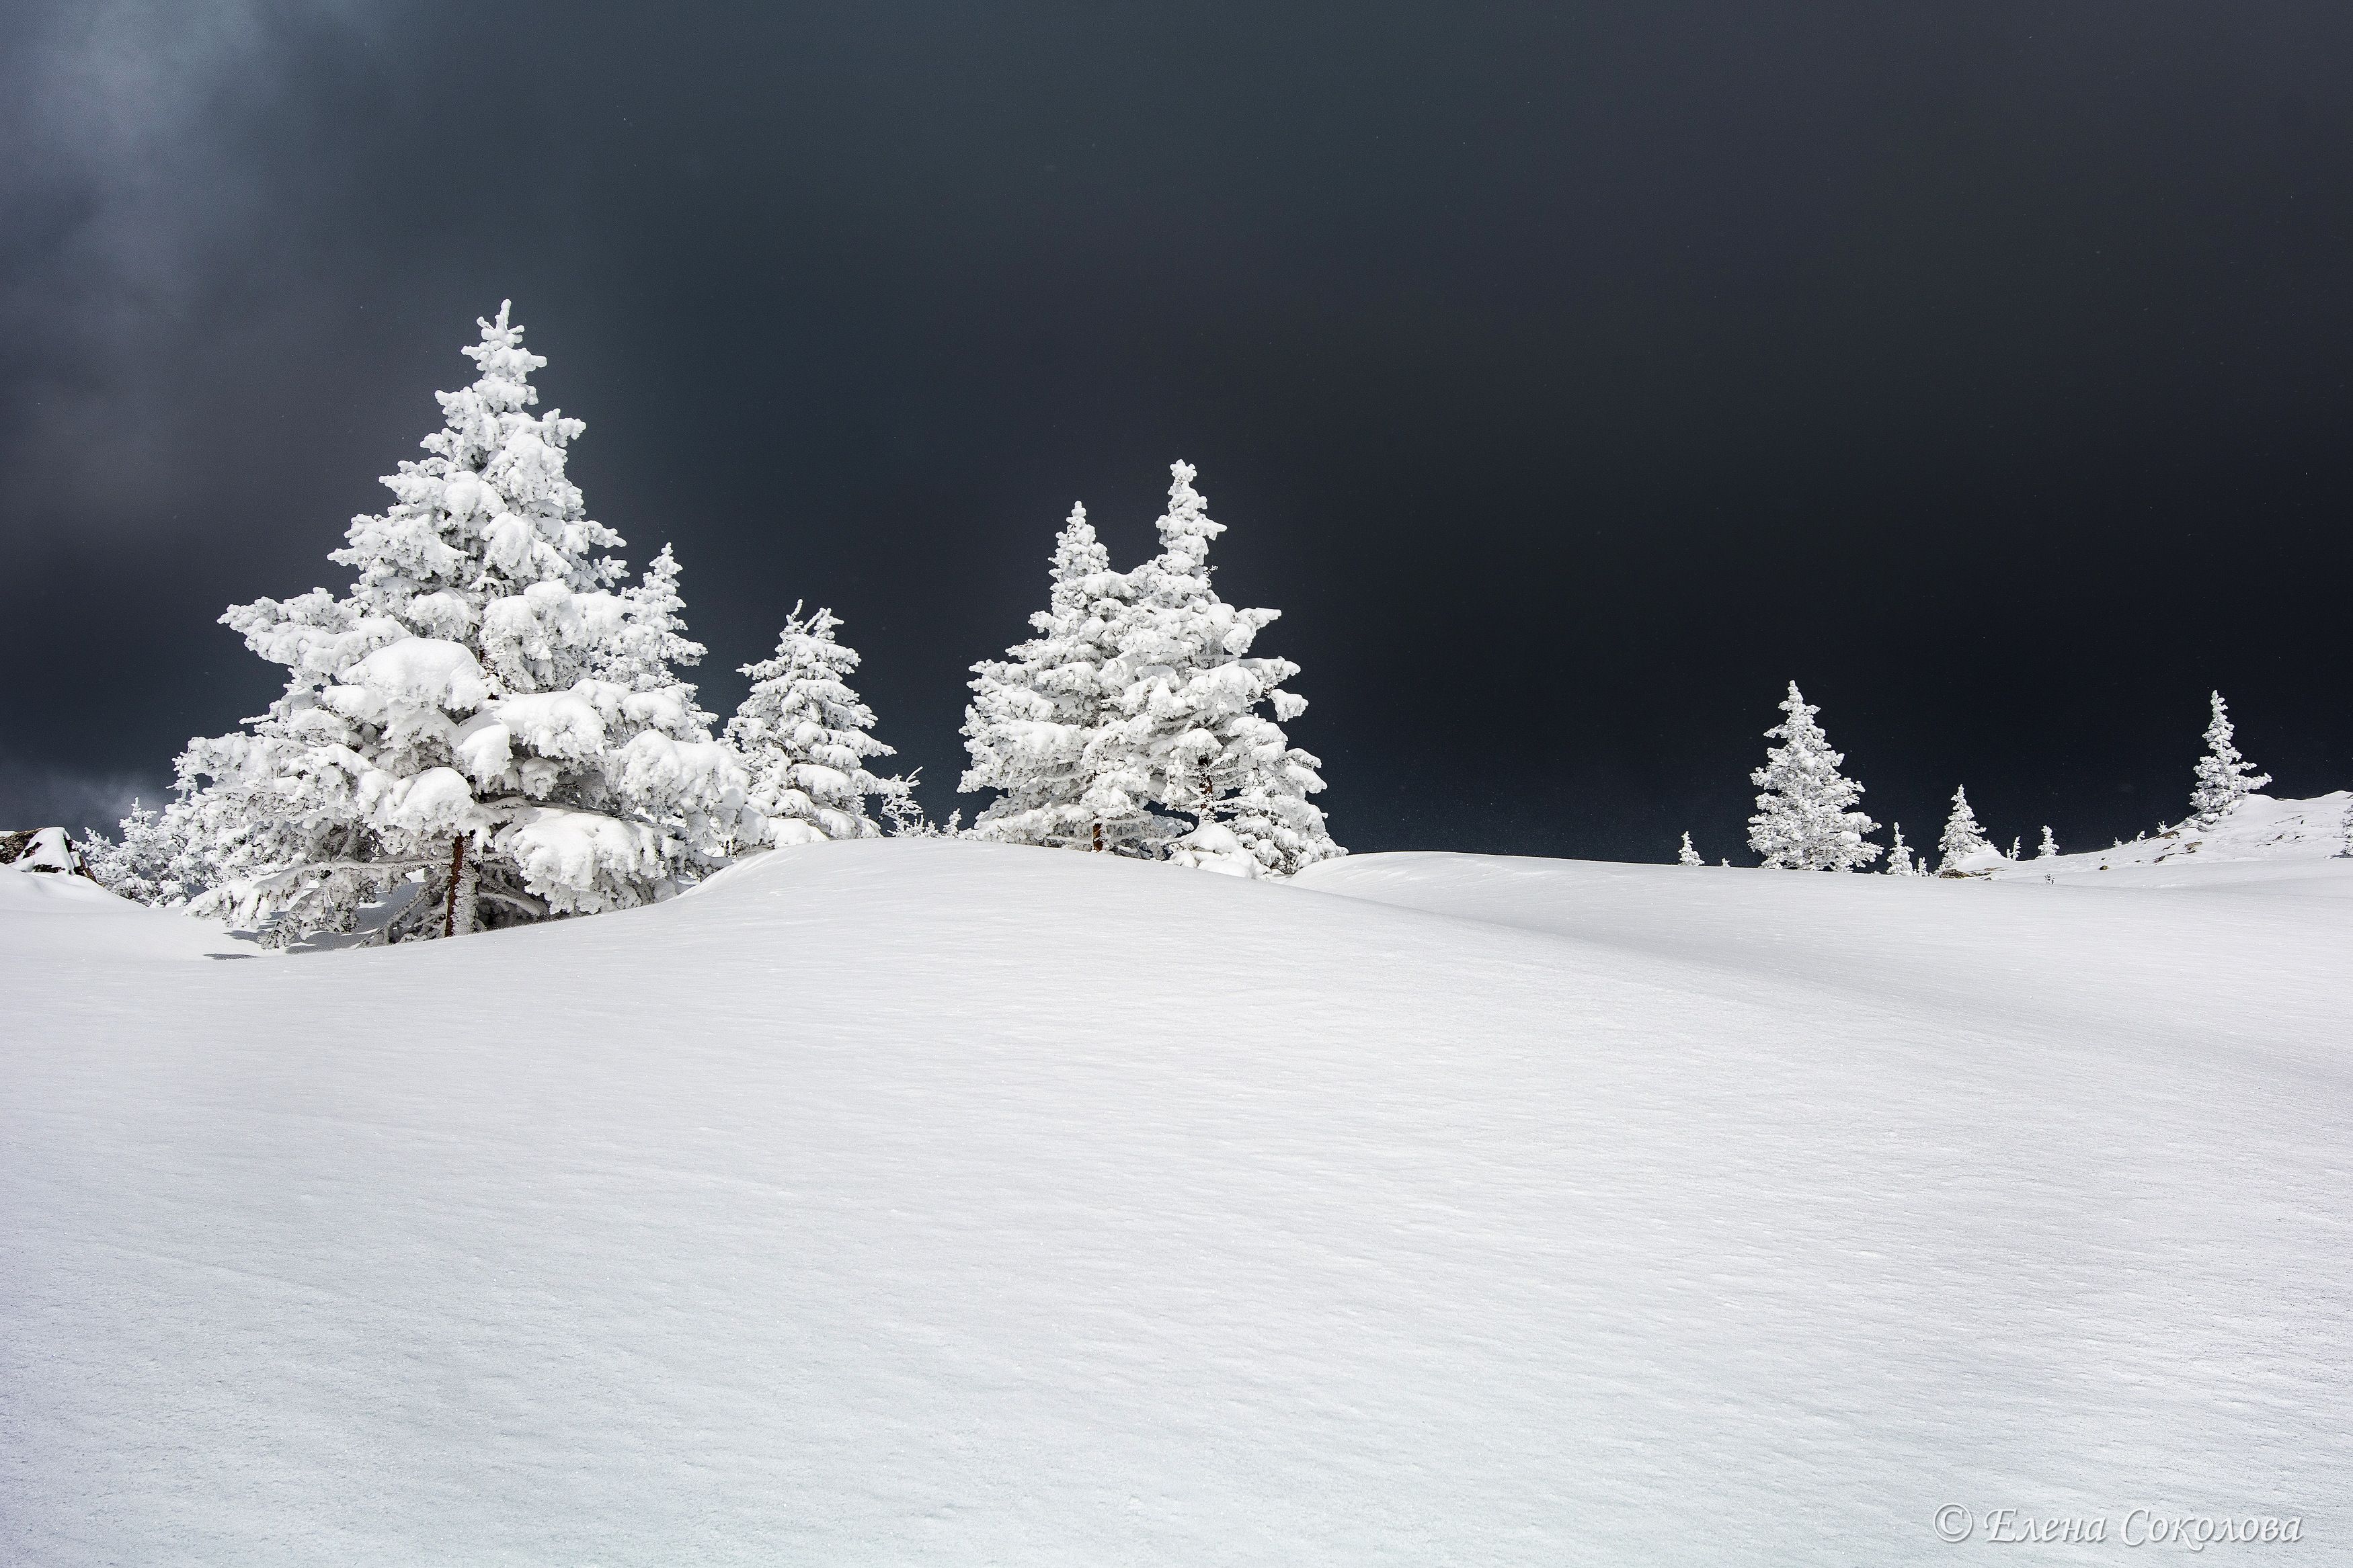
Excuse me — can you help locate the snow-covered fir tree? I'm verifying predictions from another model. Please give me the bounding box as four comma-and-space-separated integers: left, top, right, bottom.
77, 798, 217, 906
2038, 825, 2059, 859
961, 503, 1151, 853
2009, 837, 2022, 861
1677, 831, 1703, 866
2189, 690, 2269, 826
174, 302, 751, 943
727, 602, 895, 843
1102, 462, 1341, 876
1937, 786, 1994, 873
963, 476, 1345, 876
1884, 823, 1915, 876
1745, 682, 1881, 870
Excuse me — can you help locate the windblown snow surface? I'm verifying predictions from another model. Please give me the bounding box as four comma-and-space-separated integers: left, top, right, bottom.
5, 809, 2350, 1564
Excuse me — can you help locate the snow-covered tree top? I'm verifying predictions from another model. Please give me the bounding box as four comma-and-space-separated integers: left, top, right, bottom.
333, 300, 625, 623
1049, 503, 1111, 604
1156, 460, 1224, 572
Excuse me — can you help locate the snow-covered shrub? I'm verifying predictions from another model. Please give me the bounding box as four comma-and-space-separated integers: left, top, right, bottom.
1746, 682, 1881, 871
3, 827, 93, 878
174, 302, 751, 944
875, 770, 962, 839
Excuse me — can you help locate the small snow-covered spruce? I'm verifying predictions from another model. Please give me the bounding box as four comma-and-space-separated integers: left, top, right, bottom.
2038, 825, 2059, 859
961, 502, 1153, 854
728, 602, 895, 843
2009, 836, 2022, 862
174, 302, 751, 944
1745, 682, 1881, 870
876, 770, 963, 839
1677, 831, 1703, 866
1937, 786, 1995, 874
1093, 462, 1342, 877
2189, 690, 2269, 827
2340, 798, 2353, 859
1884, 823, 1914, 876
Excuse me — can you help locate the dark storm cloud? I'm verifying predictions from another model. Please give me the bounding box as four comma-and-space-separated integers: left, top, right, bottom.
5, 1, 2349, 855
1, 3, 370, 522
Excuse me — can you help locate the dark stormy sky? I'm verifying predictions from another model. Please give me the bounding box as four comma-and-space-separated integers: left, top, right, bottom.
4, 1, 2348, 862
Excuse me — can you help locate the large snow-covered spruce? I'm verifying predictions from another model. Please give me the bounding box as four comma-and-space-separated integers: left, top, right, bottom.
2189, 690, 2269, 827
1745, 682, 1881, 870
175, 302, 750, 942
961, 503, 1146, 852
727, 602, 896, 843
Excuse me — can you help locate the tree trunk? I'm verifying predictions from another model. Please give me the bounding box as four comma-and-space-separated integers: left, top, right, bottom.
442, 835, 478, 938
1092, 821, 1103, 853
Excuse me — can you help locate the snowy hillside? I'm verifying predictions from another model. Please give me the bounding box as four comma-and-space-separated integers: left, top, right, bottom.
1986, 788, 2352, 886
5, 826, 2350, 1564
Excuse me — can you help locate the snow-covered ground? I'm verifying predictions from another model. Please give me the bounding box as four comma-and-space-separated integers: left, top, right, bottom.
1989, 788, 2352, 888
5, 807, 2349, 1564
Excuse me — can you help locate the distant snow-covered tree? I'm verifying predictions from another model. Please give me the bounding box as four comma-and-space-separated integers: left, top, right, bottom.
2189, 690, 2269, 826
1938, 786, 1994, 873
77, 798, 218, 906
1745, 681, 1881, 871
1677, 831, 1703, 866
174, 301, 750, 944
877, 770, 963, 839
961, 503, 1150, 853
2038, 825, 2059, 859
1884, 823, 1915, 876
728, 603, 895, 844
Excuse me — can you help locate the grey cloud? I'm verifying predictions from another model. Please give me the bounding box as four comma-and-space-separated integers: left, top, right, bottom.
0, 1, 374, 542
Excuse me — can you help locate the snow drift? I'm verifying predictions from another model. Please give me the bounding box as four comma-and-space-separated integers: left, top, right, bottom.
4, 827, 2349, 1564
